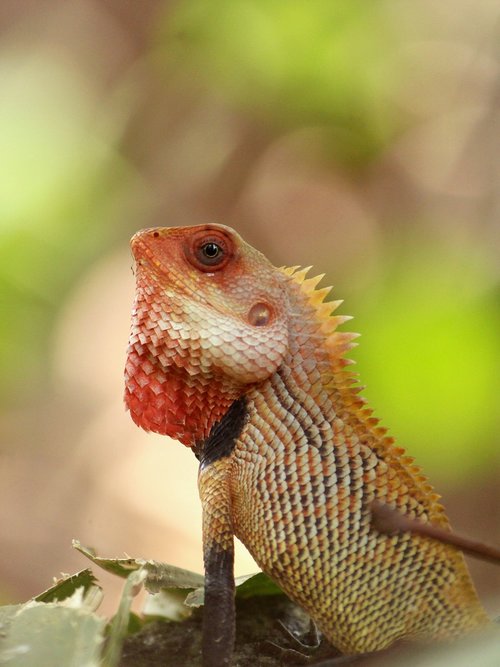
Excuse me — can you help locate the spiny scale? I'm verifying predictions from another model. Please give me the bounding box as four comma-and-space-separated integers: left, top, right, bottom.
287, 264, 447, 522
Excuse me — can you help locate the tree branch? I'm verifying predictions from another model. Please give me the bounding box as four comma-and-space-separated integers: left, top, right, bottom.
370, 500, 500, 566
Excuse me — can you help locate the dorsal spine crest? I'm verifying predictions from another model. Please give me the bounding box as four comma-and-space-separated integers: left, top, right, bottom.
280, 263, 448, 524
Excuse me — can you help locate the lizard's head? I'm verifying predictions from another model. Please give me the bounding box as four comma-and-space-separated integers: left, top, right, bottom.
125, 223, 289, 445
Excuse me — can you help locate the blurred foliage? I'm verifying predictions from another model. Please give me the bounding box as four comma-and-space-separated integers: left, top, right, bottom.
0, 50, 139, 402
162, 0, 405, 165
351, 237, 500, 483
158, 0, 499, 483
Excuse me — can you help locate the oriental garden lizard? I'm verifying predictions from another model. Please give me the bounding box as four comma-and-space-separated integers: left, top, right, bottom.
124, 223, 491, 666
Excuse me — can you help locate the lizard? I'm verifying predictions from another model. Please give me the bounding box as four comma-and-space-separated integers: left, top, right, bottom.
124, 223, 490, 666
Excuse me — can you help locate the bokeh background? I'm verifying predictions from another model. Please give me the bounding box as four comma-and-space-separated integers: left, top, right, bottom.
0, 0, 499, 616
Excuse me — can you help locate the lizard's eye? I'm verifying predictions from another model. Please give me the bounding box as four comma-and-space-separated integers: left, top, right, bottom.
185, 229, 233, 272
200, 242, 222, 262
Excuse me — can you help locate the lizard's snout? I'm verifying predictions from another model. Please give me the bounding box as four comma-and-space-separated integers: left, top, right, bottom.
130, 227, 167, 264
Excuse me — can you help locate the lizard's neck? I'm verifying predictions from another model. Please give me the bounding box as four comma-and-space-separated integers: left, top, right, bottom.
240, 274, 365, 462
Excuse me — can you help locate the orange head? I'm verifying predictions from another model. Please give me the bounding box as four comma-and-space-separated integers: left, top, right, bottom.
125, 224, 289, 446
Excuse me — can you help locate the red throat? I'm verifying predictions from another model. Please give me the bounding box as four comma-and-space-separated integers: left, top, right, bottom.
124, 346, 240, 446
125, 227, 250, 446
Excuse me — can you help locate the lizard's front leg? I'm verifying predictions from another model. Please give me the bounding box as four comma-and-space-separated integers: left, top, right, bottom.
199, 457, 235, 667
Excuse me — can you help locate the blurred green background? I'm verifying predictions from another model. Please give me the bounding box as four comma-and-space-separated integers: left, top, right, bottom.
0, 0, 498, 613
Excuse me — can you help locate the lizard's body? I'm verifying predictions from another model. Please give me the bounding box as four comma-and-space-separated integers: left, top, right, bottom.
125, 224, 489, 664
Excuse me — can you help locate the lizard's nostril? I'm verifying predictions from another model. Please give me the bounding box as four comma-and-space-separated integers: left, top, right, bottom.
130, 228, 162, 258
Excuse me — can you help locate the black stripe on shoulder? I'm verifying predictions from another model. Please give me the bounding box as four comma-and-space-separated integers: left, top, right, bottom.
198, 396, 248, 469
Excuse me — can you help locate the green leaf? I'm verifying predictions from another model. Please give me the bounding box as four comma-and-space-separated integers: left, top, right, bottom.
142, 589, 193, 622
126, 612, 145, 636
185, 571, 283, 608
0, 598, 106, 667
234, 571, 283, 599
35, 569, 99, 603
0, 605, 23, 636
140, 560, 205, 594
102, 569, 147, 667
74, 540, 205, 591
74, 541, 283, 615
73, 541, 142, 578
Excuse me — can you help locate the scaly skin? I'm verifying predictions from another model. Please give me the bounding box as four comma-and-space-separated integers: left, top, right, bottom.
125, 224, 489, 665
